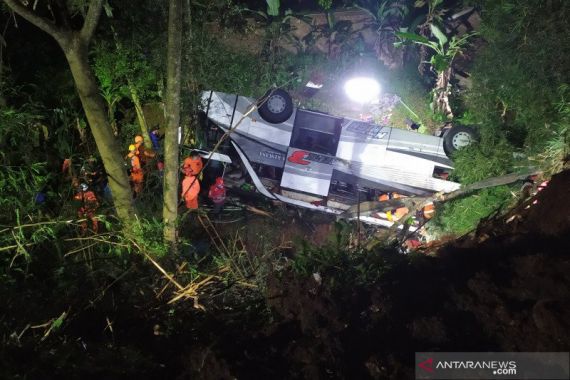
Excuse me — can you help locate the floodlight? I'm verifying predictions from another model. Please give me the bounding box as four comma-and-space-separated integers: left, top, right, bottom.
344, 77, 380, 104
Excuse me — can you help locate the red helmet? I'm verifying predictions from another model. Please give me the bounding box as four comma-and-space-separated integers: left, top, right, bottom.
215, 177, 224, 186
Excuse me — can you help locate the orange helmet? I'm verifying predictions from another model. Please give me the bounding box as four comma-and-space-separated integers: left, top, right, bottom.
134, 135, 144, 144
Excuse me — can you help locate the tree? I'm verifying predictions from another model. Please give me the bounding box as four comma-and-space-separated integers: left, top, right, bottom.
396, 24, 475, 119
93, 40, 158, 143
2, 0, 135, 223
163, 0, 183, 250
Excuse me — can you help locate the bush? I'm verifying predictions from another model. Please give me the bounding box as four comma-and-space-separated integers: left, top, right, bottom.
430, 185, 515, 236
450, 139, 514, 185
466, 0, 570, 153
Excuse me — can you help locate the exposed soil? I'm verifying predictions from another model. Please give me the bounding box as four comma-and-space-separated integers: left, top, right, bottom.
1, 170, 569, 379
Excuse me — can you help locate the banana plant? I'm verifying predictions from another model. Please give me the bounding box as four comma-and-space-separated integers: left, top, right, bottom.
355, 0, 410, 68
317, 0, 334, 29
410, 0, 448, 75
356, 0, 409, 33
395, 24, 476, 118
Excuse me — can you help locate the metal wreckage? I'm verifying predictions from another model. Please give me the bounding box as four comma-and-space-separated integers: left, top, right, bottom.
196, 89, 477, 229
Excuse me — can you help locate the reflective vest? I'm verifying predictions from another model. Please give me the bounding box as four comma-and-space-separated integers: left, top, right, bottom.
73, 190, 99, 212
182, 175, 200, 209
129, 153, 144, 182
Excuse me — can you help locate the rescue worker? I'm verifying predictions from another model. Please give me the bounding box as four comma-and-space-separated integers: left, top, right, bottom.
208, 177, 226, 214
182, 173, 200, 210
80, 156, 107, 196
149, 126, 162, 152
73, 183, 99, 234
128, 144, 144, 196
421, 202, 435, 220
182, 152, 203, 177
379, 192, 409, 222
134, 134, 156, 167
389, 206, 410, 222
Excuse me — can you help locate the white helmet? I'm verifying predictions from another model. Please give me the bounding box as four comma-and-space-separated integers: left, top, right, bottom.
80, 183, 88, 191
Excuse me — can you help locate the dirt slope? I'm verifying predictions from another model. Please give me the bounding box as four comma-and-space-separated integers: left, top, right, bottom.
2, 171, 568, 379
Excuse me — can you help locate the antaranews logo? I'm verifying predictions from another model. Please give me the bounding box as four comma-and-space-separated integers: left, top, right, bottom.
418, 358, 434, 373
436, 360, 516, 375
416, 352, 568, 380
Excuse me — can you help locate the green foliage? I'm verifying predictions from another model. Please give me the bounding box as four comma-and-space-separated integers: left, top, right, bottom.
0, 106, 45, 165
131, 218, 169, 258
413, 0, 446, 29
466, 0, 570, 153
537, 125, 569, 175
430, 186, 515, 236
291, 222, 389, 286
291, 225, 407, 288
355, 0, 410, 27
450, 140, 515, 185
189, 30, 333, 98
291, 221, 349, 276
93, 42, 158, 105
395, 26, 476, 73
425, 0, 570, 236
48, 106, 87, 158
533, 87, 570, 175
0, 163, 53, 220
317, 0, 333, 11
431, 136, 517, 236
212, 241, 263, 287
190, 32, 268, 96
266, 0, 280, 16
291, 240, 346, 276
355, 0, 410, 52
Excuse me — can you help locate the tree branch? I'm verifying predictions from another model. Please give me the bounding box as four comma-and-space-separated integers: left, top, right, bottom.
2, 0, 68, 44
79, 0, 104, 44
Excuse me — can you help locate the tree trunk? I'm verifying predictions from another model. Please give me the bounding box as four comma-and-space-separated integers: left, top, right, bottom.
434, 68, 453, 119
2, 0, 135, 226
65, 40, 135, 223
163, 0, 183, 251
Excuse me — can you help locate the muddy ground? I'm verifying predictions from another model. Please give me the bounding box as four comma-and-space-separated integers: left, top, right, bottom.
1, 170, 569, 379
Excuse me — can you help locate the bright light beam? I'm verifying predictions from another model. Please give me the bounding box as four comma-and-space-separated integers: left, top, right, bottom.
344, 77, 381, 104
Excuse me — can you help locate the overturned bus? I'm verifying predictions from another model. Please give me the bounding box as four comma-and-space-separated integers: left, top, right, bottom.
200, 89, 476, 227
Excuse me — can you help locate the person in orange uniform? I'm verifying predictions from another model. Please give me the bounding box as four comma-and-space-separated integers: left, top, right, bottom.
379, 192, 410, 222
128, 144, 144, 196
182, 152, 203, 176
182, 174, 200, 210
134, 135, 156, 168
181, 152, 204, 209
74, 183, 99, 234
